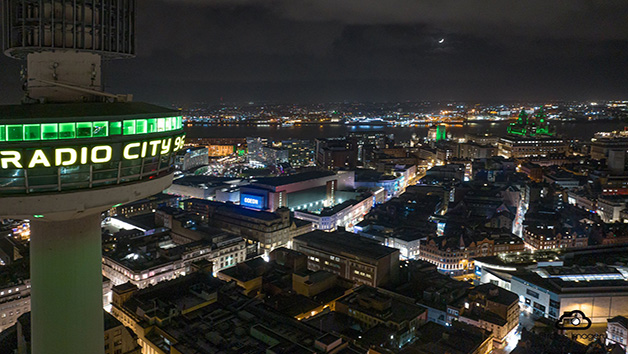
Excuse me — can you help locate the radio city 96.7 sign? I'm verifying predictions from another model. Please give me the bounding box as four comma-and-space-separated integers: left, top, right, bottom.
0, 134, 185, 169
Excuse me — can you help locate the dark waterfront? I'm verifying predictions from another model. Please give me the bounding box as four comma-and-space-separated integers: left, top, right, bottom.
184, 121, 628, 141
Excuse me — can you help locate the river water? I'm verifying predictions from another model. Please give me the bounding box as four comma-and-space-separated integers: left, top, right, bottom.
184, 121, 627, 142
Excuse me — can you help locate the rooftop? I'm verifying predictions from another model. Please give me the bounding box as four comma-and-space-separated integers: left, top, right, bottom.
294, 230, 399, 260
512, 270, 628, 295
119, 274, 332, 354
186, 198, 284, 222
337, 286, 426, 324
472, 283, 519, 307
355, 169, 398, 182
400, 321, 491, 354
251, 171, 336, 187
609, 315, 628, 329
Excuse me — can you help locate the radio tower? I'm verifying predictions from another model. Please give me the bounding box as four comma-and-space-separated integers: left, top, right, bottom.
1, 1, 184, 353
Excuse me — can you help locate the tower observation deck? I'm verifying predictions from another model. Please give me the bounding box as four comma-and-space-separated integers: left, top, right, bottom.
1, 1, 183, 353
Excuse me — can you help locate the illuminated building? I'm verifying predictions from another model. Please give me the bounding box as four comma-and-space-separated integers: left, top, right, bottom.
606, 316, 628, 351
103, 312, 142, 354
186, 137, 245, 157
315, 137, 358, 170
333, 285, 427, 348
436, 124, 447, 141
498, 109, 567, 158
448, 284, 519, 345
9, 221, 30, 243
175, 147, 208, 171
246, 136, 269, 166
293, 192, 378, 231
498, 136, 567, 158
424, 163, 465, 182
511, 265, 628, 322
110, 273, 338, 354
475, 255, 628, 324
542, 170, 580, 189
293, 230, 400, 287
239, 170, 355, 212
280, 139, 315, 168
518, 162, 544, 182
183, 199, 313, 254
207, 144, 236, 157
597, 196, 628, 223
109, 193, 180, 218
419, 232, 524, 275
348, 132, 394, 165
0, 1, 183, 352
163, 175, 239, 200
522, 219, 589, 251
507, 109, 554, 137
459, 142, 496, 159
427, 124, 447, 142
102, 228, 245, 288
0, 281, 30, 333
385, 230, 426, 260
402, 321, 493, 354
590, 134, 628, 161
261, 146, 289, 166
465, 133, 499, 146
356, 224, 434, 260
354, 169, 407, 199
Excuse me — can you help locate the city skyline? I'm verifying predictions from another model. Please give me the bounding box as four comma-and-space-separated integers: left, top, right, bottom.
3, 1, 628, 353
2, 1, 628, 105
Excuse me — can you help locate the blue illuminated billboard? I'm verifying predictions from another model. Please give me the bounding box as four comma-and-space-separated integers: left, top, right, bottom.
240, 194, 265, 210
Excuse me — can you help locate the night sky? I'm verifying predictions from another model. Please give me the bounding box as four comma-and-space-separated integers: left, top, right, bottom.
2, 0, 628, 105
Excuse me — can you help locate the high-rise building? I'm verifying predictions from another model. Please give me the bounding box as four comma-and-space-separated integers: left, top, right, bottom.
175, 147, 209, 171
427, 124, 448, 142
315, 137, 358, 170
590, 130, 628, 160
0, 1, 184, 353
246, 136, 268, 167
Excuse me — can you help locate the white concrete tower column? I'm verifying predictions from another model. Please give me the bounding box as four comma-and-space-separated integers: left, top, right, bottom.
30, 213, 104, 354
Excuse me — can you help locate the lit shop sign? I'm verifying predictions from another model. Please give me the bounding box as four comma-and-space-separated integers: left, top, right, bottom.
0, 134, 185, 169
240, 194, 264, 209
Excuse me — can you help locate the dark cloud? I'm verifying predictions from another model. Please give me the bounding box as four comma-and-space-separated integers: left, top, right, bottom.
1, 0, 627, 104
166, 0, 628, 40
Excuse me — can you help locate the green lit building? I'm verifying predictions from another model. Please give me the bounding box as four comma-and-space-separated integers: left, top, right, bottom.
498, 109, 566, 158
507, 109, 555, 138
427, 124, 448, 142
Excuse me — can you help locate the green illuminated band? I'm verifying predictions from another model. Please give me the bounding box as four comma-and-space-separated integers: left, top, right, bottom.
0, 116, 183, 142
